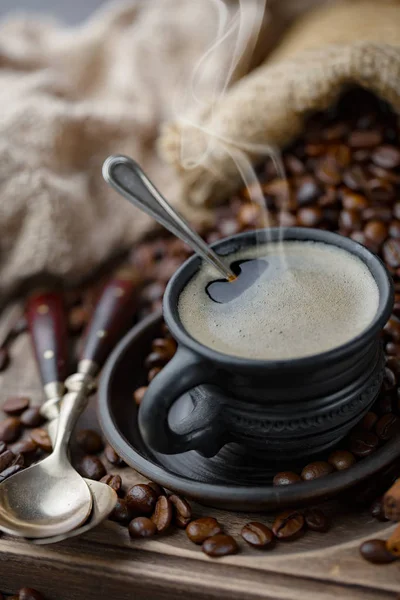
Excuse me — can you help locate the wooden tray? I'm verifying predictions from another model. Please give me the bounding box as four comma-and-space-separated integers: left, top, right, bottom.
0, 329, 399, 600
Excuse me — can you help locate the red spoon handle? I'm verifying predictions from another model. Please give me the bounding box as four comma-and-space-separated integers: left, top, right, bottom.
26, 290, 68, 388
80, 267, 140, 374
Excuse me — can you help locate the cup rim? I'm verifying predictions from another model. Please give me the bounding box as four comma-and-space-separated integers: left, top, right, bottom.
163, 227, 394, 370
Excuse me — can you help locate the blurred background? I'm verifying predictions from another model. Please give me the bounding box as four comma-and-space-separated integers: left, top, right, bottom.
0, 0, 104, 23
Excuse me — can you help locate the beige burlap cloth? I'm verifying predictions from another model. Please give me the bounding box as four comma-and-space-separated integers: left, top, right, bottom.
161, 0, 400, 208
1, 0, 296, 301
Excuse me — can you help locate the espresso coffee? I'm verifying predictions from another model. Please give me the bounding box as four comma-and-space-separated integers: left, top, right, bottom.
178, 240, 379, 360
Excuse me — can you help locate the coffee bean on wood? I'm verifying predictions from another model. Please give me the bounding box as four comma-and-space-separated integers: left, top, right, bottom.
169, 494, 192, 528
151, 496, 173, 533
20, 407, 45, 428
0, 418, 21, 443
76, 429, 104, 454
202, 534, 238, 558
272, 510, 305, 541
304, 509, 330, 532
241, 522, 275, 549
129, 516, 157, 538
104, 444, 126, 466
100, 474, 122, 495
126, 484, 158, 515
359, 539, 397, 564
109, 499, 132, 524
30, 428, 52, 452
3, 396, 30, 416
78, 455, 106, 480
186, 517, 222, 544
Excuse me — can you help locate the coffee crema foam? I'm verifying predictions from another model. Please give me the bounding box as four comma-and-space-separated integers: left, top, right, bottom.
178, 241, 379, 360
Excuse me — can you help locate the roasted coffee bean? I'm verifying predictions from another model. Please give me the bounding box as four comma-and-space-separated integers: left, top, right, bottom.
78, 455, 106, 481
241, 522, 275, 549
304, 509, 330, 532
0, 449, 18, 472
285, 154, 305, 175
384, 316, 400, 341
348, 130, 382, 148
20, 407, 45, 428
272, 471, 301, 486
375, 413, 400, 440
389, 221, 400, 239
76, 429, 104, 454
369, 164, 400, 184
104, 444, 125, 466
129, 516, 157, 538
0, 417, 21, 443
359, 539, 397, 564
341, 189, 368, 211
238, 204, 261, 228
323, 122, 349, 141
370, 497, 388, 522
297, 206, 323, 227
202, 534, 238, 558
386, 342, 400, 356
0, 464, 22, 481
378, 392, 394, 415
301, 461, 333, 481
343, 166, 367, 190
19, 588, 45, 600
147, 481, 166, 497
126, 484, 158, 515
328, 450, 356, 471
371, 145, 400, 169
363, 206, 393, 223
359, 411, 379, 432
3, 396, 30, 416
349, 432, 379, 457
10, 439, 37, 457
364, 220, 388, 245
383, 367, 397, 391
144, 351, 169, 370
100, 474, 122, 495
186, 517, 222, 544
152, 337, 177, 357
339, 209, 362, 231
383, 239, 400, 268
148, 368, 161, 382
296, 176, 321, 206
315, 157, 342, 185
30, 428, 52, 452
169, 494, 192, 528
151, 495, 173, 533
272, 510, 305, 541
109, 498, 132, 524
367, 178, 395, 203
218, 218, 240, 238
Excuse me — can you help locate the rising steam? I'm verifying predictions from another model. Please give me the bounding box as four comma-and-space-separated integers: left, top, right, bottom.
173, 0, 288, 240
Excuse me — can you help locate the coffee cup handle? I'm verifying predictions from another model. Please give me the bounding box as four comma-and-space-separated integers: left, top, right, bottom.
138, 346, 225, 457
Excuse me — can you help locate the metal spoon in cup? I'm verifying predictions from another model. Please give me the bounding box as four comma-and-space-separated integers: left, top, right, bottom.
102, 155, 237, 282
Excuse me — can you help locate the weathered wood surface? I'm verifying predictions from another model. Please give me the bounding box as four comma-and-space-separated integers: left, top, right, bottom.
0, 323, 399, 600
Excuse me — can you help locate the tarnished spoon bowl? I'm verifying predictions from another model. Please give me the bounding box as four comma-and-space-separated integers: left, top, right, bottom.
30, 479, 117, 545
0, 390, 92, 539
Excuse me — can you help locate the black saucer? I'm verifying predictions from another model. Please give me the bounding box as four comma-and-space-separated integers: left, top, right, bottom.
98, 312, 400, 511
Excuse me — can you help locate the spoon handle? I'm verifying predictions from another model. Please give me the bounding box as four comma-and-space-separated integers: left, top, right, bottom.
78, 266, 141, 377
102, 155, 236, 281
26, 290, 68, 420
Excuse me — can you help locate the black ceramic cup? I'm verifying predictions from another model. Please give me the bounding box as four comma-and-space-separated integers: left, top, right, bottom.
138, 228, 394, 463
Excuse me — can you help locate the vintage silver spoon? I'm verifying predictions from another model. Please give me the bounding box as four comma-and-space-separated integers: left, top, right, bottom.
0, 382, 93, 538
102, 155, 237, 282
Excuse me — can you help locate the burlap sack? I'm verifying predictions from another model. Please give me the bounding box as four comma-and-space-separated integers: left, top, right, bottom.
160, 0, 400, 208
0, 0, 292, 303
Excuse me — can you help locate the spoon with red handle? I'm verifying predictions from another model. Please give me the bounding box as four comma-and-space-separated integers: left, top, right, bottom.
26, 290, 68, 421
0, 267, 141, 539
